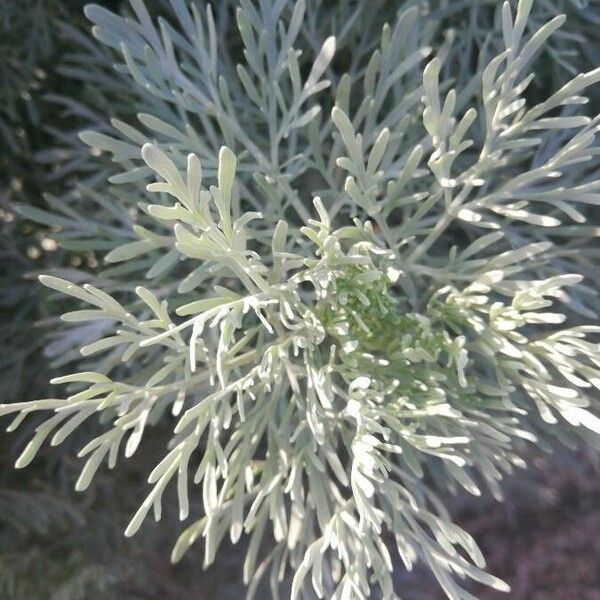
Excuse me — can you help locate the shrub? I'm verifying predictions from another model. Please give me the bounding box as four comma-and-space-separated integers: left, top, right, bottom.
2, 1, 600, 598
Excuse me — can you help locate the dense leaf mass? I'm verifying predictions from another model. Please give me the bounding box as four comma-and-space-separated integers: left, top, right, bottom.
2, 1, 600, 598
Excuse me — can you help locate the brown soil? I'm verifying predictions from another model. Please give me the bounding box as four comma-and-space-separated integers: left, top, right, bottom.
397, 449, 600, 600
468, 450, 600, 600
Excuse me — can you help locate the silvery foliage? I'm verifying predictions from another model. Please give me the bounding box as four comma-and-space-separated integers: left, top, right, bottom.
3, 0, 600, 598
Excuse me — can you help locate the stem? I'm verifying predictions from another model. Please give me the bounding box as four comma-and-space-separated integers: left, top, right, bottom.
406, 185, 472, 265
406, 209, 453, 266
373, 213, 396, 250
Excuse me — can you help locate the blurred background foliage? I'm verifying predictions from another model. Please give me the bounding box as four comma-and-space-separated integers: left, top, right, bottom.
0, 1, 599, 598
